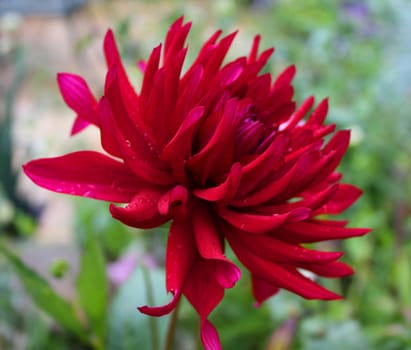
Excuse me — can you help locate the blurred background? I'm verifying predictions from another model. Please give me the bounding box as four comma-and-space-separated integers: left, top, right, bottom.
0, 0, 410, 349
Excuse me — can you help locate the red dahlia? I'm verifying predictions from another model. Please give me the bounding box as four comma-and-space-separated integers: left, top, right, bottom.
23, 17, 369, 350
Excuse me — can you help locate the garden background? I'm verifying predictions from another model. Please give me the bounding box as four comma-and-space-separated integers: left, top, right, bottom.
0, 0, 410, 349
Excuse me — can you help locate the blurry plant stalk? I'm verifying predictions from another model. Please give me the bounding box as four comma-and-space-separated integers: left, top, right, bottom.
265, 314, 298, 350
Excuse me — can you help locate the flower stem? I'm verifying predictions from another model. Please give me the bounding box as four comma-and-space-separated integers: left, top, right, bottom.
163, 298, 181, 350
142, 265, 159, 350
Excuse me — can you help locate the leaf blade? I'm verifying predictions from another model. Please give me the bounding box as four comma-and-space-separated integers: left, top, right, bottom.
0, 242, 87, 340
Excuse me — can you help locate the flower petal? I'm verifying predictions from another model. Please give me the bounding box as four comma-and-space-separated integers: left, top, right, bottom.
23, 151, 140, 202
201, 319, 222, 350
109, 187, 168, 228
71, 116, 91, 136
104, 68, 174, 185
184, 258, 225, 319
139, 219, 195, 316
306, 98, 328, 126
236, 134, 287, 197
300, 261, 353, 278
231, 228, 343, 264
103, 29, 139, 104
192, 204, 241, 288
188, 98, 239, 184
97, 97, 123, 157
194, 162, 242, 202
280, 95, 315, 131
227, 233, 341, 300
57, 73, 98, 134
317, 184, 362, 215
167, 106, 205, 153
165, 220, 196, 294
138, 290, 181, 317
161, 106, 205, 183
272, 65, 296, 90
157, 185, 189, 219
218, 207, 310, 234
232, 155, 299, 207
277, 220, 371, 243
251, 274, 280, 306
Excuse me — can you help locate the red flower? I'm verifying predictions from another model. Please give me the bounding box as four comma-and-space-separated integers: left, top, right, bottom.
23, 17, 369, 349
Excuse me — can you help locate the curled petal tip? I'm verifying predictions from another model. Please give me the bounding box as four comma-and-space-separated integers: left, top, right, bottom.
138, 290, 181, 317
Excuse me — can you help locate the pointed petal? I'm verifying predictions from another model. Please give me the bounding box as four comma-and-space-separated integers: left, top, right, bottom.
232, 229, 343, 264
23, 151, 140, 202
103, 29, 122, 68
70, 116, 90, 135
280, 96, 315, 131
139, 44, 162, 105
273, 65, 296, 90
236, 134, 287, 197
306, 98, 329, 126
300, 261, 354, 278
218, 207, 310, 234
277, 221, 371, 243
57, 73, 98, 133
232, 157, 298, 207
103, 29, 139, 105
217, 60, 244, 87
161, 106, 205, 183
187, 99, 239, 183
248, 35, 261, 62
184, 258, 225, 319
318, 184, 362, 214
164, 17, 186, 55
201, 319, 222, 350
251, 274, 280, 306
315, 130, 351, 182
251, 184, 338, 215
57, 73, 97, 118
200, 31, 238, 88
227, 233, 341, 300
104, 68, 174, 185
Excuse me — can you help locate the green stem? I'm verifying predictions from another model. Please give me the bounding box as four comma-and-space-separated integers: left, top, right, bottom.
142, 266, 160, 350
163, 298, 181, 350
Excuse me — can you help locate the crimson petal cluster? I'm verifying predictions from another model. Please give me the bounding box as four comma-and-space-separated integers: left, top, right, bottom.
23, 17, 369, 350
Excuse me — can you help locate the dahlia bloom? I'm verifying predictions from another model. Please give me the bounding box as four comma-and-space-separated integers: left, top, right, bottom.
23, 17, 369, 349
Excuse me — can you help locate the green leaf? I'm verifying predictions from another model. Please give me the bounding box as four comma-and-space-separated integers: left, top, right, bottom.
0, 242, 87, 341
76, 230, 108, 346
393, 247, 411, 307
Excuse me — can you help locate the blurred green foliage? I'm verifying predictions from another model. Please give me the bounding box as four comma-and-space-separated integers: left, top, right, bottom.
1, 0, 410, 349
